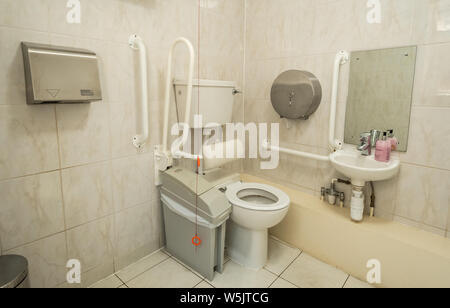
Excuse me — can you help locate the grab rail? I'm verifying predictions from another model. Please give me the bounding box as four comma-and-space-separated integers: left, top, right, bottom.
162, 38, 195, 155
129, 35, 149, 149
264, 50, 349, 161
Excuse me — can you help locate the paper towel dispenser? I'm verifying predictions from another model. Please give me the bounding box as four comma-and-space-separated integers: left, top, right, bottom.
21, 42, 102, 104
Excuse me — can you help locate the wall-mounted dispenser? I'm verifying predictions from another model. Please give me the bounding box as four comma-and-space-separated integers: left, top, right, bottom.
270, 70, 322, 120
21, 42, 102, 104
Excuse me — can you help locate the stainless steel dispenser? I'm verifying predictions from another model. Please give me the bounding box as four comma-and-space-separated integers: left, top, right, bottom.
21, 42, 102, 104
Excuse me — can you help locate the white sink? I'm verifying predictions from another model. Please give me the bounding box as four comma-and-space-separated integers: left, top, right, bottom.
330, 147, 400, 186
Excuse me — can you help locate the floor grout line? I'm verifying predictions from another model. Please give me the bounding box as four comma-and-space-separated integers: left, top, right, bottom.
169, 256, 208, 282
108, 242, 357, 289
115, 274, 127, 286
115, 255, 171, 285
342, 275, 350, 289
192, 279, 205, 288
270, 251, 303, 288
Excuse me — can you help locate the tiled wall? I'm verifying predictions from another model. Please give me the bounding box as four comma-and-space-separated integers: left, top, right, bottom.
0, 0, 244, 287
243, 0, 450, 238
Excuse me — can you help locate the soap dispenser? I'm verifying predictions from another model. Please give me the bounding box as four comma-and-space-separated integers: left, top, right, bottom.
387, 129, 398, 151
375, 132, 391, 162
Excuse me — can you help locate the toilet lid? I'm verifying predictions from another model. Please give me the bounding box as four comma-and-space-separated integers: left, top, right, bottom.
226, 182, 290, 211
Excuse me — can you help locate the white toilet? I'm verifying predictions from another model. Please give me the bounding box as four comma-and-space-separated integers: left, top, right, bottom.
225, 182, 290, 269
173, 79, 290, 270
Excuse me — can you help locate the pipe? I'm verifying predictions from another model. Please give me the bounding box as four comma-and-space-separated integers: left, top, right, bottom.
162, 38, 195, 154
129, 35, 149, 149
329, 50, 349, 152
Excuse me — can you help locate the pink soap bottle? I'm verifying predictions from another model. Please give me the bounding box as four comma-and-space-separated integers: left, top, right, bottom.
375, 132, 391, 162
387, 129, 398, 151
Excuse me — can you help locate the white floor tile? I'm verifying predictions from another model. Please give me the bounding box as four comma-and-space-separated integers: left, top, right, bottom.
265, 237, 301, 275
343, 276, 375, 288
116, 250, 170, 282
89, 274, 123, 288
210, 261, 277, 288
127, 258, 202, 288
281, 253, 348, 288
270, 278, 298, 288
195, 280, 214, 288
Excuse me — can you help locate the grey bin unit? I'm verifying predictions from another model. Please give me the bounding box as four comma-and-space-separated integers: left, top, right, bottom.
160, 168, 239, 281
0, 255, 30, 288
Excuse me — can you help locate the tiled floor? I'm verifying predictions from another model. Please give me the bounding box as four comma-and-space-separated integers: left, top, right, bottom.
90, 237, 374, 289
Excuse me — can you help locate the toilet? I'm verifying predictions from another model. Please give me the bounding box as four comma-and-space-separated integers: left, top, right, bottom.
171, 79, 290, 270
225, 182, 290, 269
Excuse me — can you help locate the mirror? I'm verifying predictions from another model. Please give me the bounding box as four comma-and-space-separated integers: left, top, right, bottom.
344, 46, 417, 152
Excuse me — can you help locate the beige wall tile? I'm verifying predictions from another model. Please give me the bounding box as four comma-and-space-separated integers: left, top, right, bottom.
400, 107, 450, 170
372, 176, 399, 218
66, 216, 115, 273
104, 42, 135, 105
0, 171, 64, 250
111, 154, 154, 211
6, 232, 67, 288
0, 105, 59, 180
56, 102, 111, 168
0, 0, 49, 32
245, 0, 314, 60
109, 102, 149, 159
394, 164, 449, 229
114, 202, 161, 270
413, 43, 450, 108
413, 0, 450, 45
61, 162, 114, 229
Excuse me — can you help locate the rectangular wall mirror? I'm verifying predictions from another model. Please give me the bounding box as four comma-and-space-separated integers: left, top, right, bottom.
344, 46, 417, 152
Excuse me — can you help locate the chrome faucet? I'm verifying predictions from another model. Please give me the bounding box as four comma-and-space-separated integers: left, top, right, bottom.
357, 132, 372, 156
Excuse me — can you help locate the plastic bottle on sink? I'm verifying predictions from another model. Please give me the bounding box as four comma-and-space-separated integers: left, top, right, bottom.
375, 132, 391, 162
387, 129, 398, 151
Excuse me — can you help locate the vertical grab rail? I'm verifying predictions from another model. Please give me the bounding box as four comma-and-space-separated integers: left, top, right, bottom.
329, 50, 349, 152
129, 34, 149, 149
162, 37, 195, 154
154, 37, 195, 181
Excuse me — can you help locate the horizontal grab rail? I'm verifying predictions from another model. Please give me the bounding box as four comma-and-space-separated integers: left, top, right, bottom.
263, 140, 330, 162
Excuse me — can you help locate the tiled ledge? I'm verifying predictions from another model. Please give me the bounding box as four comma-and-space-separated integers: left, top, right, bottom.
242, 173, 450, 288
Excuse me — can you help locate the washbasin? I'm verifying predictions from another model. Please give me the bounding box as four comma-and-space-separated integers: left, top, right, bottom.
330, 147, 400, 186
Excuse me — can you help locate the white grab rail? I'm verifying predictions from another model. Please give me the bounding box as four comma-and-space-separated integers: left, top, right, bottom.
262, 140, 330, 162
162, 37, 195, 154
129, 35, 149, 149
154, 38, 196, 181
264, 50, 349, 162
329, 50, 349, 151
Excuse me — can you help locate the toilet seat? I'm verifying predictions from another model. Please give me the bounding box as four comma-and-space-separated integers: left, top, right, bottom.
226, 182, 290, 212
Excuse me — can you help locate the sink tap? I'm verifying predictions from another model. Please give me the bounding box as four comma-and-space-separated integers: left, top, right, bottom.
357, 132, 372, 156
